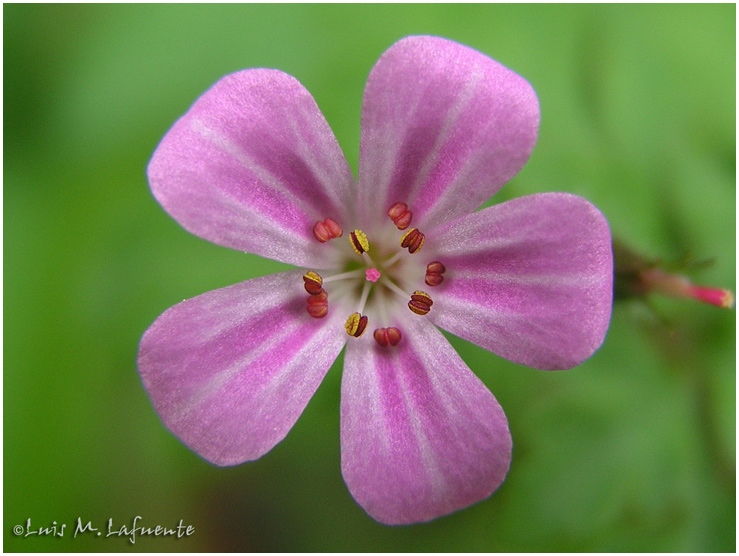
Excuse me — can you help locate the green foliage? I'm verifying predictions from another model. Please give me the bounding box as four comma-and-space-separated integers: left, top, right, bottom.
5, 4, 734, 551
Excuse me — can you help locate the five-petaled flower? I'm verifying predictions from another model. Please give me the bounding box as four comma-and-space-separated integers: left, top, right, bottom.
138, 36, 614, 525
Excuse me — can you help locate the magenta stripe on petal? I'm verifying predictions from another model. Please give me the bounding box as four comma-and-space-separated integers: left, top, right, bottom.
358, 36, 539, 231
341, 317, 511, 525
138, 271, 347, 465
148, 69, 356, 268
428, 193, 613, 370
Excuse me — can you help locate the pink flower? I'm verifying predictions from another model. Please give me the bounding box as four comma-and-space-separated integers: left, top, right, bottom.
138, 36, 613, 525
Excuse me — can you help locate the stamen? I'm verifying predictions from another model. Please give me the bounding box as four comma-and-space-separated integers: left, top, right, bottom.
408, 290, 433, 315
387, 202, 413, 230
344, 281, 373, 338
312, 218, 343, 242
425, 261, 446, 287
349, 229, 370, 255
373, 327, 402, 347
303, 271, 324, 295
400, 228, 425, 254
345, 312, 369, 338
306, 290, 328, 319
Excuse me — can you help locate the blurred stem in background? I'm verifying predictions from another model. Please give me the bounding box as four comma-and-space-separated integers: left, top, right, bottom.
4, 4, 733, 551
614, 238, 735, 497
615, 239, 734, 309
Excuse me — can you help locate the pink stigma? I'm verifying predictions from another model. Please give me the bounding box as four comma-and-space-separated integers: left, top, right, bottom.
365, 268, 381, 282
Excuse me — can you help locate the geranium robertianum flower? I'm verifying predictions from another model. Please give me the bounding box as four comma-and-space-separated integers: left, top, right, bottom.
138, 36, 613, 525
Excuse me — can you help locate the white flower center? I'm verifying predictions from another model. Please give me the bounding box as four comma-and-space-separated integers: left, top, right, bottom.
303, 203, 447, 346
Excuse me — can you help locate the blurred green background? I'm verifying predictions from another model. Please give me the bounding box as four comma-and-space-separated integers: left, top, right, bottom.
5, 4, 735, 552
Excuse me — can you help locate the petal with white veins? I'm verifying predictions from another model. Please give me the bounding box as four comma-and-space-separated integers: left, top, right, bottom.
138, 270, 347, 465
358, 35, 539, 231
148, 69, 356, 268
428, 193, 613, 370
341, 316, 511, 525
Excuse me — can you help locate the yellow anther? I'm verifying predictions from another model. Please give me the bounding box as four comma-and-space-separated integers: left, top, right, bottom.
408, 290, 433, 316
303, 271, 323, 295
349, 229, 370, 255
400, 228, 413, 246
400, 228, 425, 254
344, 312, 369, 338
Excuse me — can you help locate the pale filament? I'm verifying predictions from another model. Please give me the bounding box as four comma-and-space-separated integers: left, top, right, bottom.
382, 251, 404, 269
379, 275, 411, 300
323, 269, 365, 283
356, 280, 372, 314
361, 251, 374, 266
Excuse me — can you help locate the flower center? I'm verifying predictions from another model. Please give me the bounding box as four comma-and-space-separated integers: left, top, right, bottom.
303, 203, 448, 347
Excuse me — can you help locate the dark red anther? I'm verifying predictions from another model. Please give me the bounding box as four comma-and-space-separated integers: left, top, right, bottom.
386, 327, 402, 346
400, 228, 425, 254
313, 218, 343, 242
408, 290, 433, 316
345, 312, 369, 338
387, 202, 413, 230
349, 229, 369, 255
303, 271, 324, 295
425, 261, 446, 287
356, 315, 369, 337
373, 327, 402, 347
306, 290, 328, 318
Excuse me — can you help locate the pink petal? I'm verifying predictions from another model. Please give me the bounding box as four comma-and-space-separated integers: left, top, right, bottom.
341, 317, 511, 525
148, 69, 356, 268
428, 193, 613, 370
358, 36, 539, 231
138, 271, 347, 465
